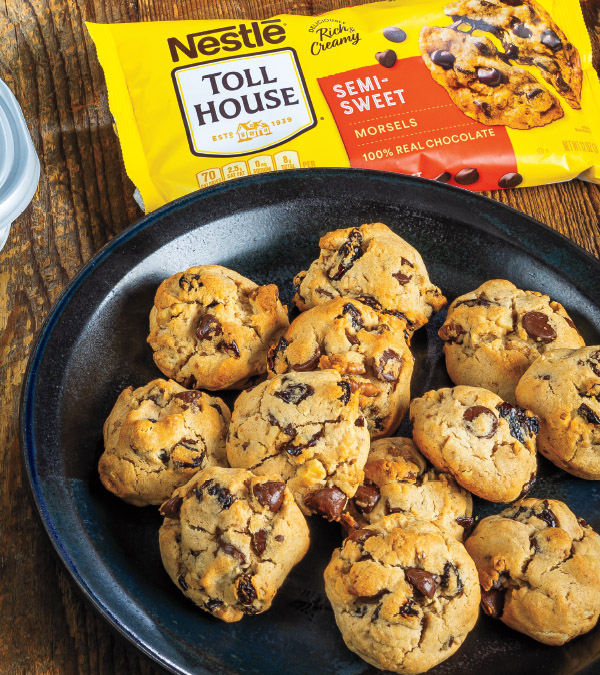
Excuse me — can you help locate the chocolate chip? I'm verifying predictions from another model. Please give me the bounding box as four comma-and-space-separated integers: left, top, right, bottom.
205, 598, 223, 613
196, 314, 222, 340
439, 322, 466, 342
526, 87, 544, 99
512, 22, 532, 38
206, 482, 234, 509
274, 380, 314, 405
398, 600, 419, 617
172, 440, 206, 469
375, 349, 401, 383
356, 589, 389, 603
555, 74, 571, 92
522, 311, 557, 342
178, 574, 188, 590
292, 346, 321, 372
579, 404, 600, 425
474, 100, 492, 116
173, 390, 203, 406
180, 374, 197, 389
354, 606, 368, 618
158, 450, 169, 464
376, 49, 397, 68
371, 603, 382, 622
431, 50, 455, 70
497, 402, 539, 443
498, 172, 523, 188
304, 486, 347, 521
253, 481, 286, 511
178, 274, 202, 291
477, 67, 502, 86
463, 406, 499, 439
345, 330, 359, 345
517, 473, 537, 499
434, 171, 451, 183
274, 534, 284, 542
473, 39, 493, 56
537, 500, 559, 528
267, 336, 289, 372
481, 589, 504, 618
346, 528, 377, 544
392, 271, 412, 285
353, 486, 380, 514
160, 496, 183, 519
455, 297, 492, 308
454, 168, 479, 185
356, 294, 382, 310
328, 229, 364, 281
456, 516, 475, 529
251, 529, 268, 556
383, 26, 407, 43
218, 539, 246, 564
405, 568, 441, 599
236, 574, 257, 605
341, 302, 363, 331
339, 380, 352, 405
541, 28, 562, 52
219, 339, 241, 358
441, 561, 463, 594
503, 43, 519, 60
281, 430, 323, 457
501, 0, 523, 5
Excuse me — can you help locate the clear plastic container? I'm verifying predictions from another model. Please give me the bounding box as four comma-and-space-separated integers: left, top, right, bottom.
0, 79, 40, 252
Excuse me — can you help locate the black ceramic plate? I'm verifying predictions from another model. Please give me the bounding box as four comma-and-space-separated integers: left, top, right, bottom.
21, 169, 600, 675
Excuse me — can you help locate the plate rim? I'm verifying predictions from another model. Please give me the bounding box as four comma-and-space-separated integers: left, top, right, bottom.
19, 167, 600, 675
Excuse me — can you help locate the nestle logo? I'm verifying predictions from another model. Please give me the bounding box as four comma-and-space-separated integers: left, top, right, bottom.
168, 20, 286, 63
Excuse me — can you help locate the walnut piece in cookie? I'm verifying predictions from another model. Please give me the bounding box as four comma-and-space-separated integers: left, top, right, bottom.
419, 27, 564, 129
267, 298, 414, 438
444, 0, 582, 109
99, 378, 230, 506
147, 265, 289, 390
293, 223, 446, 330
465, 498, 600, 645
226, 370, 370, 520
159, 466, 309, 622
515, 346, 600, 479
410, 385, 538, 503
325, 514, 480, 674
439, 279, 584, 404
344, 437, 473, 542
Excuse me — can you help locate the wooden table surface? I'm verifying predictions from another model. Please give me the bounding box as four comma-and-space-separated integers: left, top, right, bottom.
1, 0, 599, 673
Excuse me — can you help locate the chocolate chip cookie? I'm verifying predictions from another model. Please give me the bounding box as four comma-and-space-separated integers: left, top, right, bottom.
343, 437, 473, 542
420, 26, 564, 129
465, 499, 600, 644
293, 223, 446, 331
159, 466, 309, 622
226, 370, 370, 521
148, 265, 289, 390
439, 279, 584, 404
445, 0, 582, 109
410, 386, 538, 503
325, 514, 480, 674
515, 346, 600, 479
99, 378, 230, 506
266, 298, 414, 438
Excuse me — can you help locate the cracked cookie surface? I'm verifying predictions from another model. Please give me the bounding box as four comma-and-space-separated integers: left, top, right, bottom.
267, 298, 414, 438
410, 385, 538, 503
226, 370, 370, 520
465, 498, 600, 645
99, 378, 230, 506
159, 466, 309, 622
325, 514, 480, 674
343, 437, 473, 542
444, 0, 582, 109
148, 265, 289, 390
515, 346, 600, 479
420, 27, 564, 129
439, 279, 584, 404
293, 223, 446, 331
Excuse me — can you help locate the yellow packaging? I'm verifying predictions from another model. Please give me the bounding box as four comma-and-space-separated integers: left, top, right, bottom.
87, 0, 600, 213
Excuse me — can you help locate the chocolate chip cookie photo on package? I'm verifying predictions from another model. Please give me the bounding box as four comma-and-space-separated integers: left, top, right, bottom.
86, 0, 600, 209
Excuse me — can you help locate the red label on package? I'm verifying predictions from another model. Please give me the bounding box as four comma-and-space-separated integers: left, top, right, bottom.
318, 57, 517, 190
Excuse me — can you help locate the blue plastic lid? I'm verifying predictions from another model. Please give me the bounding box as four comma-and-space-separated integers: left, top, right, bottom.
0, 79, 40, 251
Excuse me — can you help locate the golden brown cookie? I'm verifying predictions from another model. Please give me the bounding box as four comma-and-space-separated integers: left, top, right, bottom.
410, 386, 538, 503
267, 298, 414, 438
515, 346, 600, 479
465, 499, 600, 645
293, 223, 446, 330
343, 437, 473, 542
226, 370, 370, 521
99, 378, 230, 506
159, 466, 309, 622
420, 27, 564, 129
148, 265, 289, 390
439, 279, 584, 404
325, 514, 480, 674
